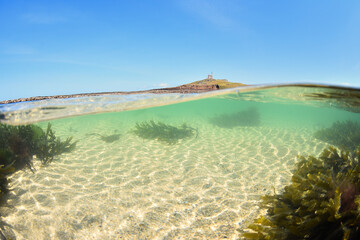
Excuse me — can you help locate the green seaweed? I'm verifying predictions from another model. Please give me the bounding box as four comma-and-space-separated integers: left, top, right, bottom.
132, 120, 197, 145
0, 124, 37, 172
0, 122, 77, 239
314, 120, 360, 150
209, 107, 260, 129
0, 122, 77, 168
34, 123, 77, 165
241, 146, 360, 240
0, 121, 77, 238
0, 161, 14, 202
305, 90, 360, 113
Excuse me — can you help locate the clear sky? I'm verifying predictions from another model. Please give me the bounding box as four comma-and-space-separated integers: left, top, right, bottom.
1, 0, 360, 101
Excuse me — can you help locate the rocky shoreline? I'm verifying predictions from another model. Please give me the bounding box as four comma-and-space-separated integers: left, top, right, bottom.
0, 85, 220, 104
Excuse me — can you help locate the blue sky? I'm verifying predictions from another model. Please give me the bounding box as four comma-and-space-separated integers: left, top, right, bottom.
1, 0, 360, 101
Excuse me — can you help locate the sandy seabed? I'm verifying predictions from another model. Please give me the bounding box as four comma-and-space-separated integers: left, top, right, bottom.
2, 121, 327, 240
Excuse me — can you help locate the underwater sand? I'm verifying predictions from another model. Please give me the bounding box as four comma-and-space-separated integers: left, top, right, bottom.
3, 122, 327, 239
1, 85, 359, 239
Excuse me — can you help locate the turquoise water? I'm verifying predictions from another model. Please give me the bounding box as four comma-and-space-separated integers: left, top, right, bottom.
1, 84, 360, 239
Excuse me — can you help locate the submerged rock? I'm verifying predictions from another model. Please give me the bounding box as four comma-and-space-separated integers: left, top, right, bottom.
99, 133, 121, 143
86, 132, 121, 143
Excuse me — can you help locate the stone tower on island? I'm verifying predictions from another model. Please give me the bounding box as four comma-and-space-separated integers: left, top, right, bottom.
208, 72, 213, 80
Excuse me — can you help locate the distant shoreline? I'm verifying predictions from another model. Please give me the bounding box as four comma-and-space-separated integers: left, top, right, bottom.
0, 87, 218, 104
1, 78, 245, 104
3, 81, 360, 105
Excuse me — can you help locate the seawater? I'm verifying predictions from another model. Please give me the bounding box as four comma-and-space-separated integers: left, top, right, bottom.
0, 85, 360, 239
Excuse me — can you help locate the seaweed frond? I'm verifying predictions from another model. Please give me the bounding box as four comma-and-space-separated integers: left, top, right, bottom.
131, 120, 197, 145
35, 123, 77, 166
0, 122, 77, 168
242, 146, 360, 240
314, 120, 360, 150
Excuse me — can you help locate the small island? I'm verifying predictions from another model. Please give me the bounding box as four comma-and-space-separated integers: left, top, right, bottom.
179, 74, 247, 90
0, 75, 247, 104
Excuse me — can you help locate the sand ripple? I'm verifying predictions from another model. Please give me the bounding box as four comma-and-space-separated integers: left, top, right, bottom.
2, 122, 327, 239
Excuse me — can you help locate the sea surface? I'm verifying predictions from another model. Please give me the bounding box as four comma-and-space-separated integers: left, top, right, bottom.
0, 84, 360, 239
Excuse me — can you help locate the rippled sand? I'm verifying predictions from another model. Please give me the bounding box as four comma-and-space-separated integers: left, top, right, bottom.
2, 121, 327, 240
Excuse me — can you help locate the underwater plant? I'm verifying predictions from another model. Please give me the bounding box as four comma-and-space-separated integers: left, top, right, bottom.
0, 161, 15, 201
241, 146, 360, 240
0, 122, 77, 168
305, 90, 360, 113
132, 120, 197, 145
0, 123, 37, 172
34, 123, 77, 165
314, 120, 360, 150
209, 107, 260, 129
0, 122, 76, 238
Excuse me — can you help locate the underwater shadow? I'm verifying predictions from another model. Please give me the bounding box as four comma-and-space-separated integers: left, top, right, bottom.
209, 107, 261, 129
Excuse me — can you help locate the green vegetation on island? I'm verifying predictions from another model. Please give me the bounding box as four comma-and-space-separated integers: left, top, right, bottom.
185, 78, 246, 89
131, 120, 197, 145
